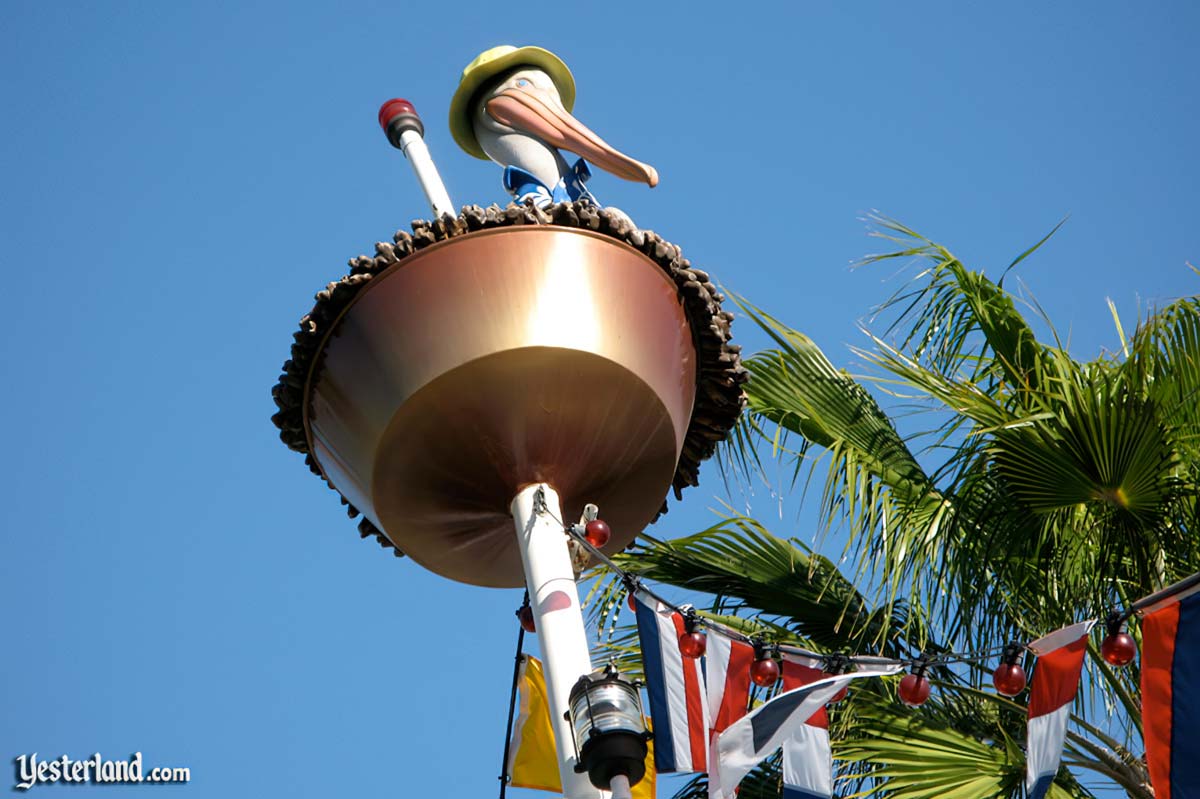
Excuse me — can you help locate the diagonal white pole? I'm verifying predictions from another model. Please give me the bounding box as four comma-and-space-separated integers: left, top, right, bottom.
511, 483, 603, 799
378, 98, 456, 219
397, 128, 455, 218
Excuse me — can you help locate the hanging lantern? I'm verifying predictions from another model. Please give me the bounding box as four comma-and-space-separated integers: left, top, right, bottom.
1101, 613, 1138, 666
750, 643, 779, 687
992, 642, 1027, 697
585, 519, 612, 548
567, 665, 651, 797
750, 657, 779, 687
678, 610, 706, 659
898, 656, 932, 707
678, 631, 706, 658
898, 674, 930, 707
517, 603, 536, 634
1101, 632, 1137, 666
898, 673, 931, 707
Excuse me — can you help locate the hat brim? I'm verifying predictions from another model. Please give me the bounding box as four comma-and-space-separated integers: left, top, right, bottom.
449, 46, 576, 161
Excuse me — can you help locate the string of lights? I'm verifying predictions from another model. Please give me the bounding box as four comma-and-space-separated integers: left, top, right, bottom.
530, 502, 1198, 706
553, 507, 999, 670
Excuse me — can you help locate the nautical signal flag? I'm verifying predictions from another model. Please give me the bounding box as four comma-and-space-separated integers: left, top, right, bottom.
507, 655, 656, 798
715, 668, 896, 797
779, 655, 834, 799
1024, 620, 1095, 799
635, 597, 710, 773
508, 655, 561, 792
706, 631, 755, 735
704, 631, 754, 799
1140, 581, 1200, 799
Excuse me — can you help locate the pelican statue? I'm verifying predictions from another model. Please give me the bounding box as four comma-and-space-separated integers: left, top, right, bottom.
449, 45, 658, 210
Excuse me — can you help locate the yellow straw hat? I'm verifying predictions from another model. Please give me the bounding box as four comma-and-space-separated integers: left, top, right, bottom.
449, 45, 576, 160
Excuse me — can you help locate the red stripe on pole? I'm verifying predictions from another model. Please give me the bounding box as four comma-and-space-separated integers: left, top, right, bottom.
1142, 600, 1180, 799
1028, 634, 1089, 717
782, 660, 830, 729
671, 612, 708, 769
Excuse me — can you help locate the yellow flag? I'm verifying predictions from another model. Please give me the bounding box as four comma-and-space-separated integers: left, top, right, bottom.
637, 720, 656, 799
509, 655, 562, 792
509, 655, 655, 798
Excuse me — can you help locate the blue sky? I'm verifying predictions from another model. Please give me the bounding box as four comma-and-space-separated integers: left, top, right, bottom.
3, 2, 1196, 796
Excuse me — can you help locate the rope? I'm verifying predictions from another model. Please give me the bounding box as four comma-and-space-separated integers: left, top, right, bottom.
497, 591, 529, 799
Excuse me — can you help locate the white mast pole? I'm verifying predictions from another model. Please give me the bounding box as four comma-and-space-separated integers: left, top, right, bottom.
511, 483, 604, 799
378, 98, 455, 219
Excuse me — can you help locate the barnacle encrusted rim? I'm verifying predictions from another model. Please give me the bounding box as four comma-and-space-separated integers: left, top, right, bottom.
269, 200, 747, 559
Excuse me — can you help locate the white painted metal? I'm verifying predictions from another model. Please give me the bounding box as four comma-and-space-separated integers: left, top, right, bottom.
398, 128, 455, 218
609, 774, 632, 799
511, 483, 602, 799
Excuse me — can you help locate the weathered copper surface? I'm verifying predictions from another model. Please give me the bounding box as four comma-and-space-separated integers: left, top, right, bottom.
305, 227, 696, 587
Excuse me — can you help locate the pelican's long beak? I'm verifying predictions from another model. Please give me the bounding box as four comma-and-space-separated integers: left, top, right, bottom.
486, 86, 658, 188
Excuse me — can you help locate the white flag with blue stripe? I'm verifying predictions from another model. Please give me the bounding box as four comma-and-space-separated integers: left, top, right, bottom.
716, 668, 897, 796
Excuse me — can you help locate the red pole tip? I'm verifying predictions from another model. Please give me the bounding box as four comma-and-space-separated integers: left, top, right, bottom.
378, 98, 418, 130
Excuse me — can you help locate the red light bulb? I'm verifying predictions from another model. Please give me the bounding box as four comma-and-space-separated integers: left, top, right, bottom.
584, 519, 611, 548
517, 605, 536, 634
898, 673, 931, 707
992, 662, 1027, 696
750, 657, 779, 687
627, 592, 638, 612
377, 98, 424, 149
1101, 632, 1137, 666
679, 631, 706, 659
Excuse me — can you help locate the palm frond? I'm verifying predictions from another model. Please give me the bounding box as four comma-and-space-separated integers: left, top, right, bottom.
597, 221, 1199, 798
733, 294, 933, 504
836, 690, 1025, 799
727, 296, 959, 629
859, 215, 1060, 400
608, 517, 918, 655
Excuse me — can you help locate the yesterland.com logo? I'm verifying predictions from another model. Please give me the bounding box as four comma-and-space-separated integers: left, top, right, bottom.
13, 752, 191, 790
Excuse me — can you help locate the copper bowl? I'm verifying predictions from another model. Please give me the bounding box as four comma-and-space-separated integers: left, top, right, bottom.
304, 226, 696, 587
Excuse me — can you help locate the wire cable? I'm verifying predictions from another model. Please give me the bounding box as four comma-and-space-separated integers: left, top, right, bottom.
497, 591, 529, 799
537, 495, 1200, 673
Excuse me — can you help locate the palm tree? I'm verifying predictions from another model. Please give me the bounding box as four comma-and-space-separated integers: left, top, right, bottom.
592, 219, 1200, 798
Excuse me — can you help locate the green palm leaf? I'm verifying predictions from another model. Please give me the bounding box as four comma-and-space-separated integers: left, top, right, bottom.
600, 219, 1198, 798
605, 517, 922, 655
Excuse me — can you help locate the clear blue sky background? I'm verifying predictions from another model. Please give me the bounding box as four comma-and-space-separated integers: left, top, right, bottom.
3, 2, 1196, 796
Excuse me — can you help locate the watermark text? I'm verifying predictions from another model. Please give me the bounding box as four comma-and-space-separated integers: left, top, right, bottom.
14, 752, 190, 790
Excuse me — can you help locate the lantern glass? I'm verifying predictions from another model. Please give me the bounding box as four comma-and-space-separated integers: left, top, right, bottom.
568, 667, 650, 791
570, 680, 644, 750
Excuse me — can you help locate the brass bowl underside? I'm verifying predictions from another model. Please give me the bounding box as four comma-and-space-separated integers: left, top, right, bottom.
308, 226, 694, 587
271, 202, 747, 586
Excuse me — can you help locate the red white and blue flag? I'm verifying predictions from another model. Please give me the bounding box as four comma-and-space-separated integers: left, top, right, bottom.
715, 668, 895, 797
780, 655, 833, 799
635, 598, 710, 773
1025, 620, 1095, 799
1140, 580, 1200, 799
704, 630, 754, 798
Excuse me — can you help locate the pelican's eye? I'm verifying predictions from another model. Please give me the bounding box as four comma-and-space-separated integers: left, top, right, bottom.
515, 78, 531, 88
